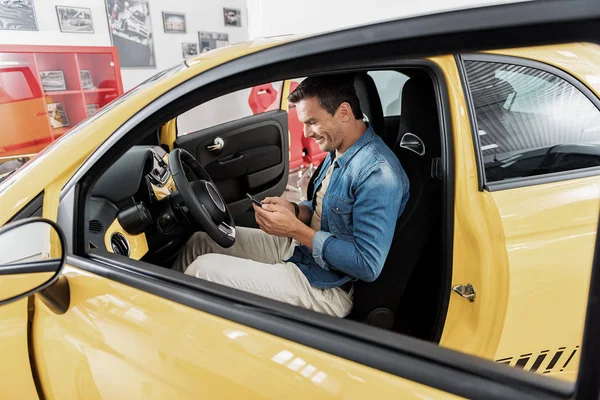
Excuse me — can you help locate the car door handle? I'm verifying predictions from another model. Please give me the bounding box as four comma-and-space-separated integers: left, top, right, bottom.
218, 154, 243, 164
207, 137, 224, 152
453, 284, 476, 302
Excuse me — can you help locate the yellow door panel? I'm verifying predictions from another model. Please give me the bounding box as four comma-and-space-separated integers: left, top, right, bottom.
431, 55, 510, 359
491, 176, 600, 380
31, 266, 461, 400
0, 300, 40, 399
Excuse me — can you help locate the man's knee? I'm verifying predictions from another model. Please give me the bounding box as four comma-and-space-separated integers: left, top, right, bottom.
185, 253, 229, 282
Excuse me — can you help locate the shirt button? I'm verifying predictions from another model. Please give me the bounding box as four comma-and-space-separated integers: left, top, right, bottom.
336, 207, 339, 211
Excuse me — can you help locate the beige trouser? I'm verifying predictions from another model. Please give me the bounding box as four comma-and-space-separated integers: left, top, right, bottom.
172, 227, 353, 318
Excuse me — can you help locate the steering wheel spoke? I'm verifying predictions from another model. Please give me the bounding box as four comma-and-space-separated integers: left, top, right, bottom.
168, 148, 236, 248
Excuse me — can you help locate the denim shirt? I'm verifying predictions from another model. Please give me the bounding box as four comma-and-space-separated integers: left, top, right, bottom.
288, 125, 410, 289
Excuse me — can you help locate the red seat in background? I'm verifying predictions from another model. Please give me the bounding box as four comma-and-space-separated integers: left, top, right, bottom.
287, 81, 327, 168
248, 83, 278, 114
288, 105, 306, 170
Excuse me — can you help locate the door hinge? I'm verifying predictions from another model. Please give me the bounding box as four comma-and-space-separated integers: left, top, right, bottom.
453, 283, 476, 302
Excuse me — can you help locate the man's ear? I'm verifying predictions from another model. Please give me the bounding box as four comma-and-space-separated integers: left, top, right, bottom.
337, 102, 353, 122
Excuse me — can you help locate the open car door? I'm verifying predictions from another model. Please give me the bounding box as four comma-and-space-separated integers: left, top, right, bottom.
174, 109, 289, 225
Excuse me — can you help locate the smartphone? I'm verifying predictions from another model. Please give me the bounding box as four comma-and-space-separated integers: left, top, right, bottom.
246, 193, 263, 206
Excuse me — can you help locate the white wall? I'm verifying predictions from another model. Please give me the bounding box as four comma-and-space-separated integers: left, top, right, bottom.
0, 0, 248, 90
247, 0, 529, 39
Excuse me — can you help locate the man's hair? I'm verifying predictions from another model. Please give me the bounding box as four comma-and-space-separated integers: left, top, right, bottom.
288, 74, 363, 119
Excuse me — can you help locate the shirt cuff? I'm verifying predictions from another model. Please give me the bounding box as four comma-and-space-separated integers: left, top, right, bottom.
299, 199, 314, 213
312, 230, 334, 270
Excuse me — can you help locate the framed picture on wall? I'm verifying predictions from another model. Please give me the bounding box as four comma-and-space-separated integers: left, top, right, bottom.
86, 104, 100, 116
80, 70, 95, 89
47, 102, 70, 129
105, 0, 156, 68
162, 11, 185, 33
40, 70, 67, 92
0, 0, 38, 31
223, 8, 241, 27
181, 42, 198, 59
56, 6, 94, 33
199, 31, 229, 53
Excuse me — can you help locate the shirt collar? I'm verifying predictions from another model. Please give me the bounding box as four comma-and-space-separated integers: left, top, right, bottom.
333, 123, 376, 168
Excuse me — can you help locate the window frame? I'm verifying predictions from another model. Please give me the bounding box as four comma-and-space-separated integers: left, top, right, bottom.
458, 52, 600, 192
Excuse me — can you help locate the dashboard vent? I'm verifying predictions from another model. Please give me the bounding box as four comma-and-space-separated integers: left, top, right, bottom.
110, 233, 130, 256
89, 220, 103, 233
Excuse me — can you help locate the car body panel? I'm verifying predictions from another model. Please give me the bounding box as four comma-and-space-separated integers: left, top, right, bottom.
490, 176, 599, 381
473, 43, 600, 380
432, 55, 510, 359
0, 300, 39, 399
31, 265, 460, 400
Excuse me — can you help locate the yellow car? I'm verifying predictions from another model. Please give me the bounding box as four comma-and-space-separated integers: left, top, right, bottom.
1, 2, 600, 399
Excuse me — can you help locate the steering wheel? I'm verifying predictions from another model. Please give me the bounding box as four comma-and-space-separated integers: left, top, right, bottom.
168, 148, 236, 248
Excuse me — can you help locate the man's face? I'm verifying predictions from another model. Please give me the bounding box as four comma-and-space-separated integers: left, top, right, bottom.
295, 97, 344, 152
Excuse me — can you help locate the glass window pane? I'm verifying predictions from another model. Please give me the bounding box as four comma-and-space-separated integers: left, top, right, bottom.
177, 81, 283, 136
465, 60, 600, 183
368, 70, 409, 116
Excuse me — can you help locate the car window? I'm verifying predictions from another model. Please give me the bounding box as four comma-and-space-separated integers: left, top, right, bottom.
177, 81, 283, 136
368, 70, 410, 117
464, 59, 600, 183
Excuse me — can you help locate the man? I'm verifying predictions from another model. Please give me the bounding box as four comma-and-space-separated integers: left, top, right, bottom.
173, 74, 410, 318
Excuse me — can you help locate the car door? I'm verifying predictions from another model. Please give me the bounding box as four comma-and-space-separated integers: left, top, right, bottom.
454, 45, 600, 381
173, 83, 288, 222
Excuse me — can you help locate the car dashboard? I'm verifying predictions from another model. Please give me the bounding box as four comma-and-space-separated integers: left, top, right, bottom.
87, 145, 181, 262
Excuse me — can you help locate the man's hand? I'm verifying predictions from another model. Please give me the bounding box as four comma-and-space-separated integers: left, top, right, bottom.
253, 203, 299, 237
253, 203, 316, 250
263, 196, 312, 226
262, 196, 295, 213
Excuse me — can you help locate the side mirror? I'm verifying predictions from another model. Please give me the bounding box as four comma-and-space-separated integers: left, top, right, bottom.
0, 217, 66, 307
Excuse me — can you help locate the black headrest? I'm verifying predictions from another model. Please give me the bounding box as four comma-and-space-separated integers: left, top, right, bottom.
354, 73, 384, 137
398, 75, 441, 159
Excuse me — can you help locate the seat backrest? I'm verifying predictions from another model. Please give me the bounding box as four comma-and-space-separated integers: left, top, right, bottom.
248, 83, 278, 114
353, 73, 384, 137
349, 73, 442, 329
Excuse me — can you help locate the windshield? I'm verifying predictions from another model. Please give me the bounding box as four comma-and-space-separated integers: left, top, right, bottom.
0, 62, 186, 191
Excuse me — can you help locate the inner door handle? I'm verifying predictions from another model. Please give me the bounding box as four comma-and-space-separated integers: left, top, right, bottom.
207, 137, 224, 152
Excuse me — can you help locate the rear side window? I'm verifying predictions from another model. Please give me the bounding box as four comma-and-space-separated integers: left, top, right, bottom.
464, 59, 600, 183
368, 70, 409, 116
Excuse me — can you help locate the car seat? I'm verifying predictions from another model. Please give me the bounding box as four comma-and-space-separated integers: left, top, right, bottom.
348, 73, 442, 329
